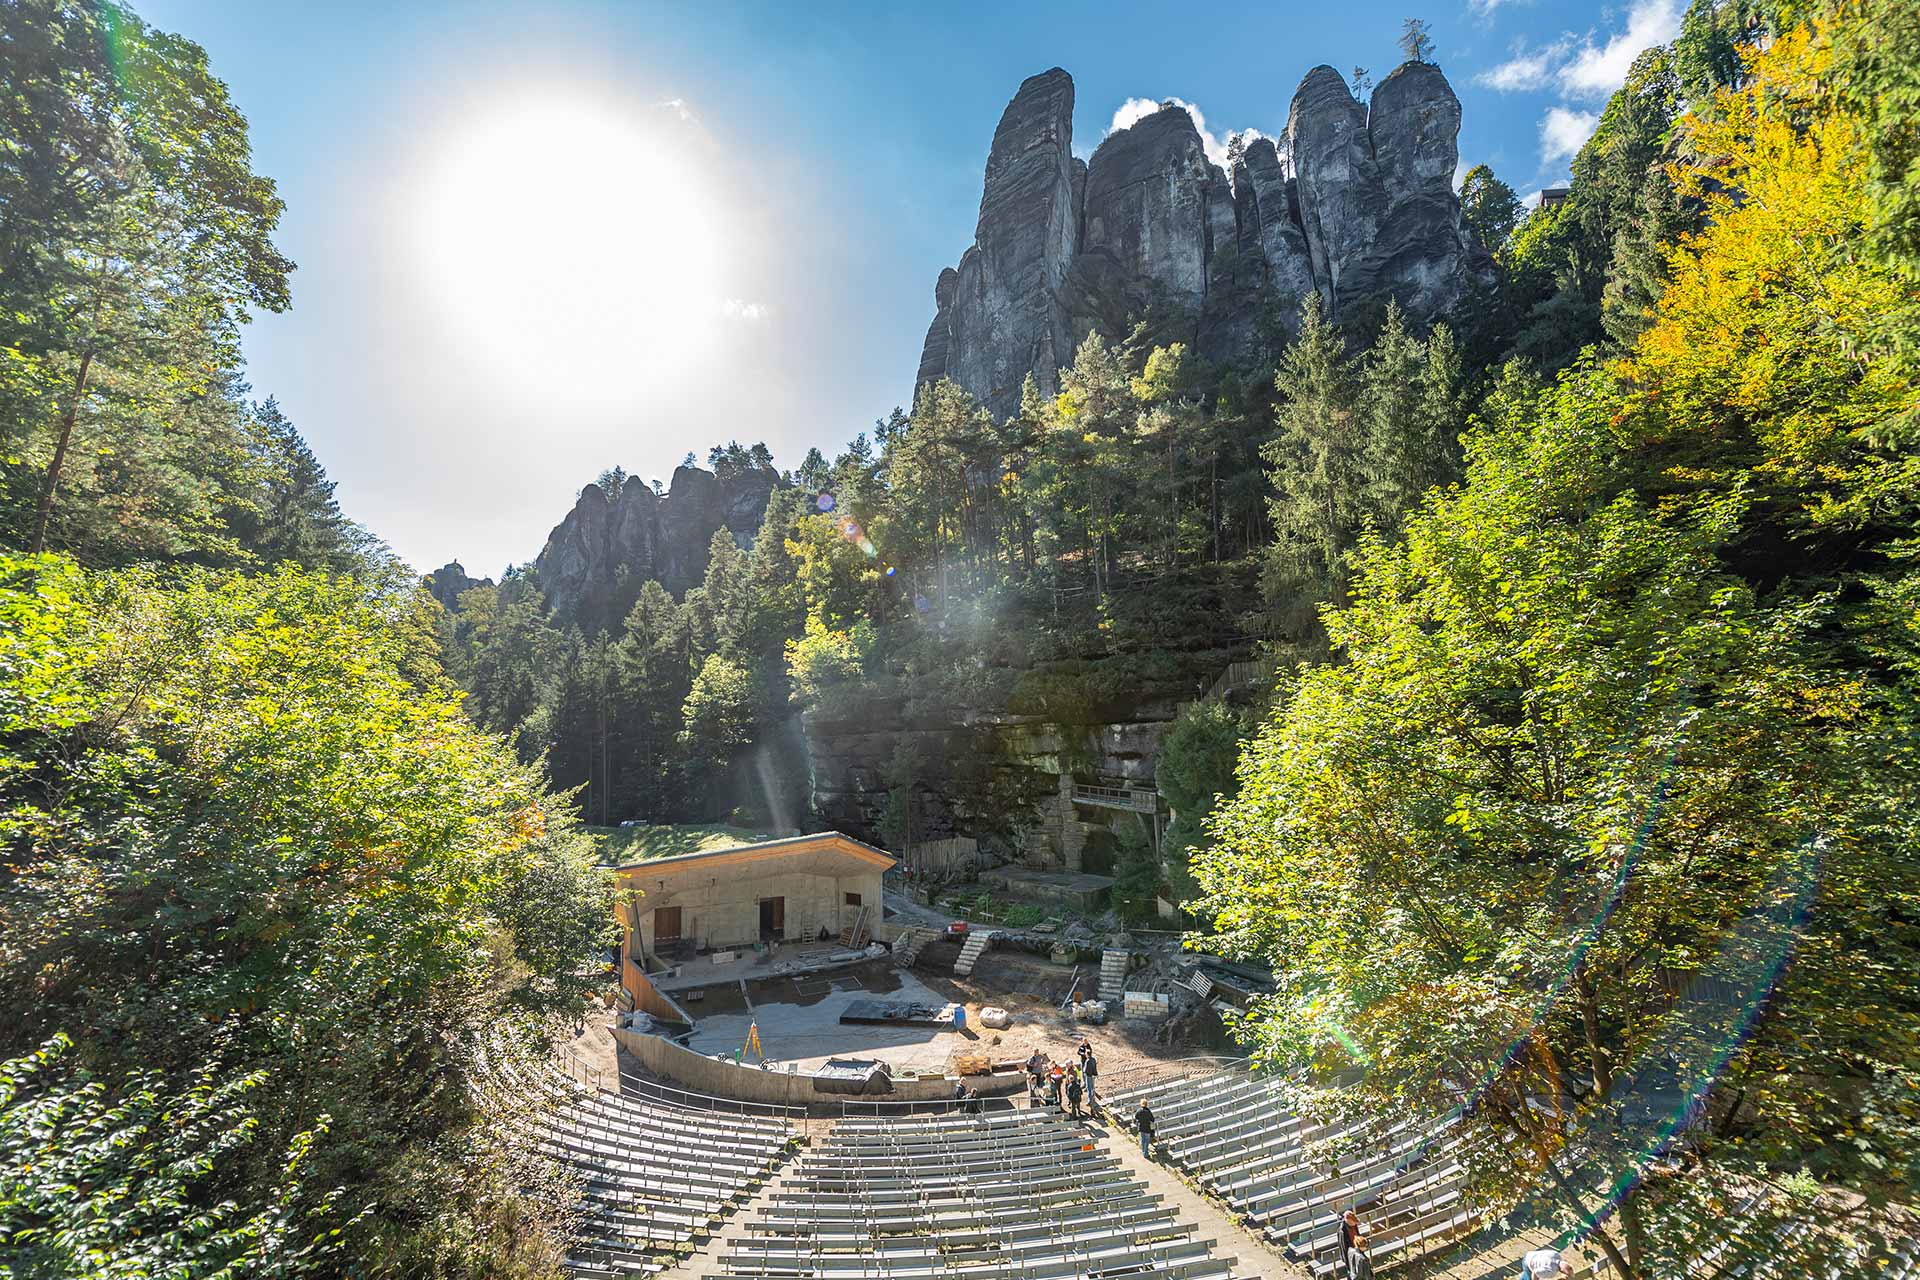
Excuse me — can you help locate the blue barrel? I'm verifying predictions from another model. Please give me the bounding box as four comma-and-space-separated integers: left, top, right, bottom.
952, 1005, 967, 1031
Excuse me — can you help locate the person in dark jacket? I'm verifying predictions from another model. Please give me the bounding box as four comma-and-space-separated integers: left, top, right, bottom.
1134, 1101, 1156, 1159
1065, 1073, 1083, 1118
1080, 1050, 1100, 1111
1337, 1212, 1361, 1277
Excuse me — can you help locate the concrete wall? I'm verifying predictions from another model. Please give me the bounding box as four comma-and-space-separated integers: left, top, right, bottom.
611, 1029, 1020, 1106
621, 957, 694, 1024
629, 866, 884, 959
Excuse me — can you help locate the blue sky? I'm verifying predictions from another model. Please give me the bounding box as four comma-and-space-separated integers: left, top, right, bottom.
139, 0, 1677, 577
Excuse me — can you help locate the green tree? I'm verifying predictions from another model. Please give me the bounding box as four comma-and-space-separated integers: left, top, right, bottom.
679, 652, 755, 808
225, 397, 372, 571
1198, 20, 1920, 1275
1155, 699, 1248, 904
1398, 18, 1435, 63
701, 526, 752, 660
0, 1034, 325, 1278
1262, 294, 1365, 632
0, 0, 294, 557
1201, 379, 1915, 1276
0, 554, 611, 1274
1458, 164, 1524, 253
610, 579, 689, 817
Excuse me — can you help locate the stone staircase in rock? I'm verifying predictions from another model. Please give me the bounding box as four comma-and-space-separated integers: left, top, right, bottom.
1099, 949, 1130, 1002
953, 930, 994, 977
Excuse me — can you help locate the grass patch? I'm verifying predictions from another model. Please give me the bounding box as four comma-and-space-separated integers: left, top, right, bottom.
590, 822, 781, 866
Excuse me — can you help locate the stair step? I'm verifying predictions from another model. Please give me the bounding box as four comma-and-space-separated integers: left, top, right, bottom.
954, 932, 993, 977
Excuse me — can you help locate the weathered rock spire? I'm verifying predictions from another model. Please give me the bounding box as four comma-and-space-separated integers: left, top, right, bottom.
916, 60, 1487, 411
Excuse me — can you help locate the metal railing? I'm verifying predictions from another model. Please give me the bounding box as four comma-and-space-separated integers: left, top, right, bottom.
1096, 1053, 1255, 1102
1070, 782, 1161, 813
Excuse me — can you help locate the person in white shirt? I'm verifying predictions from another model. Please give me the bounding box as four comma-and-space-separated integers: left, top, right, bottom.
1521, 1247, 1565, 1279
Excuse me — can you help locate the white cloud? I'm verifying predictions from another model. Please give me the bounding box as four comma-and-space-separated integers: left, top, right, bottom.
1518, 188, 1546, 210
657, 97, 697, 124
1539, 107, 1598, 165
1104, 96, 1268, 170
1476, 40, 1568, 92
1559, 0, 1683, 96
719, 298, 771, 321
1474, 0, 1683, 101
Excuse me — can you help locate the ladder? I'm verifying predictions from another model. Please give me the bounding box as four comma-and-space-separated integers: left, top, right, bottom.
838, 904, 871, 948
891, 927, 933, 967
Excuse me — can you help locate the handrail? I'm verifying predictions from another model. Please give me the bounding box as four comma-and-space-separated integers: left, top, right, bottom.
1069, 782, 1160, 813
612, 1066, 807, 1121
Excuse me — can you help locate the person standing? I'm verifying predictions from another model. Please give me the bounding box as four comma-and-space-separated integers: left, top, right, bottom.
1346, 1233, 1375, 1280
1080, 1048, 1100, 1111
1065, 1072, 1083, 1118
1337, 1210, 1360, 1273
1134, 1100, 1156, 1160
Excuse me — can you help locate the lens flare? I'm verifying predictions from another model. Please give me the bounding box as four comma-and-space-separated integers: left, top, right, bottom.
816, 492, 836, 512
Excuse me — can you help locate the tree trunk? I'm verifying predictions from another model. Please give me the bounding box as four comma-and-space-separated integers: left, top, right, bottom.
29, 349, 95, 555
1545, 1160, 1639, 1280
1211, 452, 1221, 564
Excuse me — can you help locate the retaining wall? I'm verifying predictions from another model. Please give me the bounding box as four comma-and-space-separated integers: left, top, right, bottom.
611, 1029, 1024, 1106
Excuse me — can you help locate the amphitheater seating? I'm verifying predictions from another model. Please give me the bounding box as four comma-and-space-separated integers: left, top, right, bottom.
1108, 1068, 1475, 1278
704, 1108, 1257, 1280
482, 1047, 796, 1279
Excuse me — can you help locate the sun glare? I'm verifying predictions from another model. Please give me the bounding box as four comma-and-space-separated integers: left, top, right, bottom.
414, 94, 723, 395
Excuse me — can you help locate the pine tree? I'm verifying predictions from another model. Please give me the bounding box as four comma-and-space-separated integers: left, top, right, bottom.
1262, 294, 1365, 627
701, 527, 752, 660
1458, 164, 1524, 254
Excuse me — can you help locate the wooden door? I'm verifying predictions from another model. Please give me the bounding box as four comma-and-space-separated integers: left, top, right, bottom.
653, 905, 682, 945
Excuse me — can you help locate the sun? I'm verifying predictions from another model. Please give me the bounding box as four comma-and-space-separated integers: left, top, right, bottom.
413, 93, 724, 394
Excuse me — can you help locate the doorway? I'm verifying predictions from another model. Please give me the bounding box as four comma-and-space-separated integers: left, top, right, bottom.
758, 896, 785, 941
652, 906, 682, 947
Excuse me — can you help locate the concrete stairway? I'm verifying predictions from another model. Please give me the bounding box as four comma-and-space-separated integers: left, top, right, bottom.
1100, 949, 1130, 1002
953, 930, 993, 977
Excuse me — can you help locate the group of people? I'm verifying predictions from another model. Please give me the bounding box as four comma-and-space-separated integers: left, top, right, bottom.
1024, 1041, 1100, 1118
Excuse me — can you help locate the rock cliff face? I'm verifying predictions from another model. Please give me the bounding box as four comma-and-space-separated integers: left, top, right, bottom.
935, 68, 1081, 420
424, 561, 492, 611
917, 60, 1486, 414
532, 464, 780, 624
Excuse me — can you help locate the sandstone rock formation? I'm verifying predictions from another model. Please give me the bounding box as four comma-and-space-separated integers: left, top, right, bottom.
927, 68, 1081, 421
916, 59, 1487, 414
423, 561, 492, 611
531, 463, 780, 626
